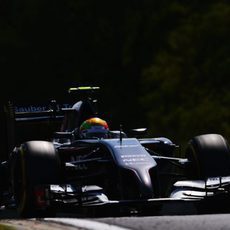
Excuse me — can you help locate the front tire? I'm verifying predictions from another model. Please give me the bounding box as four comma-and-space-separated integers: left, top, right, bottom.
11, 141, 62, 218
185, 134, 230, 179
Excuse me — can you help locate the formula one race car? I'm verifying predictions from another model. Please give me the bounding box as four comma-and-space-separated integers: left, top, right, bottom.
0, 86, 230, 218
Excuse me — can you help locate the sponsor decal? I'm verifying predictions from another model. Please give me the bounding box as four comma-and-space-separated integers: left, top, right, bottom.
15, 103, 71, 113
15, 106, 47, 113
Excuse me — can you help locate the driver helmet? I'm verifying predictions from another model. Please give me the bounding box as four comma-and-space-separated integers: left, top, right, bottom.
80, 117, 109, 139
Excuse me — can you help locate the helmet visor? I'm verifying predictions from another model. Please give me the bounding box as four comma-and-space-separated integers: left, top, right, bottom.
81, 126, 109, 139
84, 132, 109, 139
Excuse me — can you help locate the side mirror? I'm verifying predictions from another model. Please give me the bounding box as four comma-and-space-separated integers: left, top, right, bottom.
53, 131, 73, 139
129, 128, 147, 137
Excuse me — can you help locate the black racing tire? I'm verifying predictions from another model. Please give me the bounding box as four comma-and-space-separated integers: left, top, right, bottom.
11, 141, 62, 218
185, 134, 230, 179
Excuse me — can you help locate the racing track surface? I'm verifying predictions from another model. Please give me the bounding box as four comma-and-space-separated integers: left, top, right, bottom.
2, 214, 230, 230
1, 203, 230, 229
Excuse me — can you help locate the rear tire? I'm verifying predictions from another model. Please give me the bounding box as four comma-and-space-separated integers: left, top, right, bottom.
11, 141, 62, 218
185, 134, 230, 179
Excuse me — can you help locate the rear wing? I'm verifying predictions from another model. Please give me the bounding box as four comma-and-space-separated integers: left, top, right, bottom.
4, 101, 72, 158
68, 86, 100, 99
2, 86, 101, 160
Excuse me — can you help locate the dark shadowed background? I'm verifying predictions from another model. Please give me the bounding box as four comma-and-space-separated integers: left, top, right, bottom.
1, 0, 230, 153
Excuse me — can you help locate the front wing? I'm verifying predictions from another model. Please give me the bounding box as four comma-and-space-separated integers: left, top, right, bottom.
35, 177, 230, 215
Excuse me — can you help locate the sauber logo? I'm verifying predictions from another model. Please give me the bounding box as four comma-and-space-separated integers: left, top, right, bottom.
15, 106, 47, 113
15, 104, 71, 113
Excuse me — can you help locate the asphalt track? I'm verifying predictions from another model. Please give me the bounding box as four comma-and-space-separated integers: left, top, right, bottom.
2, 213, 230, 230
1, 202, 230, 229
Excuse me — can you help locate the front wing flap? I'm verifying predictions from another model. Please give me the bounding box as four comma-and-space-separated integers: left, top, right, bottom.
46, 184, 198, 211
29, 180, 230, 216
